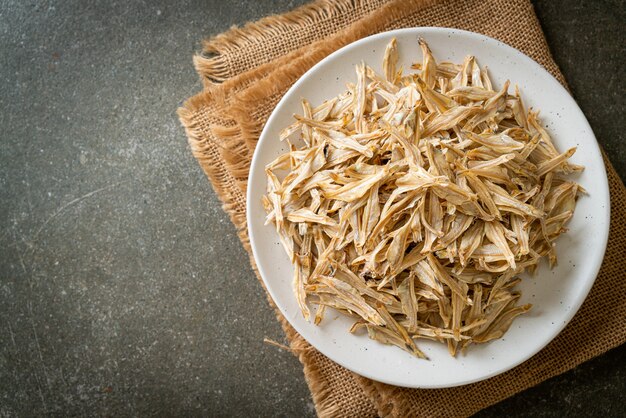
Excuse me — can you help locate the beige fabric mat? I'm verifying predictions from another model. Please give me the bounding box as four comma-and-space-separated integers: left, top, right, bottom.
178, 0, 626, 416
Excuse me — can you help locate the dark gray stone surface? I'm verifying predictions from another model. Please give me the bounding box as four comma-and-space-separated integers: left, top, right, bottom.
0, 0, 623, 416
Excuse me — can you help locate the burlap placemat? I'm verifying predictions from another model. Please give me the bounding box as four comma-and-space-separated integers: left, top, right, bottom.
178, 0, 626, 416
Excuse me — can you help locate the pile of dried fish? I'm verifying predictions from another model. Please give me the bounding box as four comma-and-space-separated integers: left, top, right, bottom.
263, 38, 583, 358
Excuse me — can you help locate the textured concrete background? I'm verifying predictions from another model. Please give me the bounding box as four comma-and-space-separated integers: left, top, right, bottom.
0, 0, 624, 416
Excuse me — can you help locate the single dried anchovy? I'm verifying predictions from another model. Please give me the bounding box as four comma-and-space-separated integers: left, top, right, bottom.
263, 38, 583, 358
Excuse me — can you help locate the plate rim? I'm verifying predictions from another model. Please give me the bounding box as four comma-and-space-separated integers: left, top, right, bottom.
246, 27, 611, 388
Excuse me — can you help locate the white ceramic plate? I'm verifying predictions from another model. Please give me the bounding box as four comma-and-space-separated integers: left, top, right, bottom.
247, 28, 610, 388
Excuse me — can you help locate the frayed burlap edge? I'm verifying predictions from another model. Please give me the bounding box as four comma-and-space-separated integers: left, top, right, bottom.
194, 0, 387, 87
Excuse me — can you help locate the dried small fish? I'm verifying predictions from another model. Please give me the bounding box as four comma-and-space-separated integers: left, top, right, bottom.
263, 38, 583, 359
383, 37, 399, 83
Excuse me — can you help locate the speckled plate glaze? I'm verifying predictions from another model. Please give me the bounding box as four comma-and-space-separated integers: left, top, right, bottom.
247, 28, 610, 388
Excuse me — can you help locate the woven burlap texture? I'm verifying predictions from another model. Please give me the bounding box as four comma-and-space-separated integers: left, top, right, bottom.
178, 0, 626, 416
